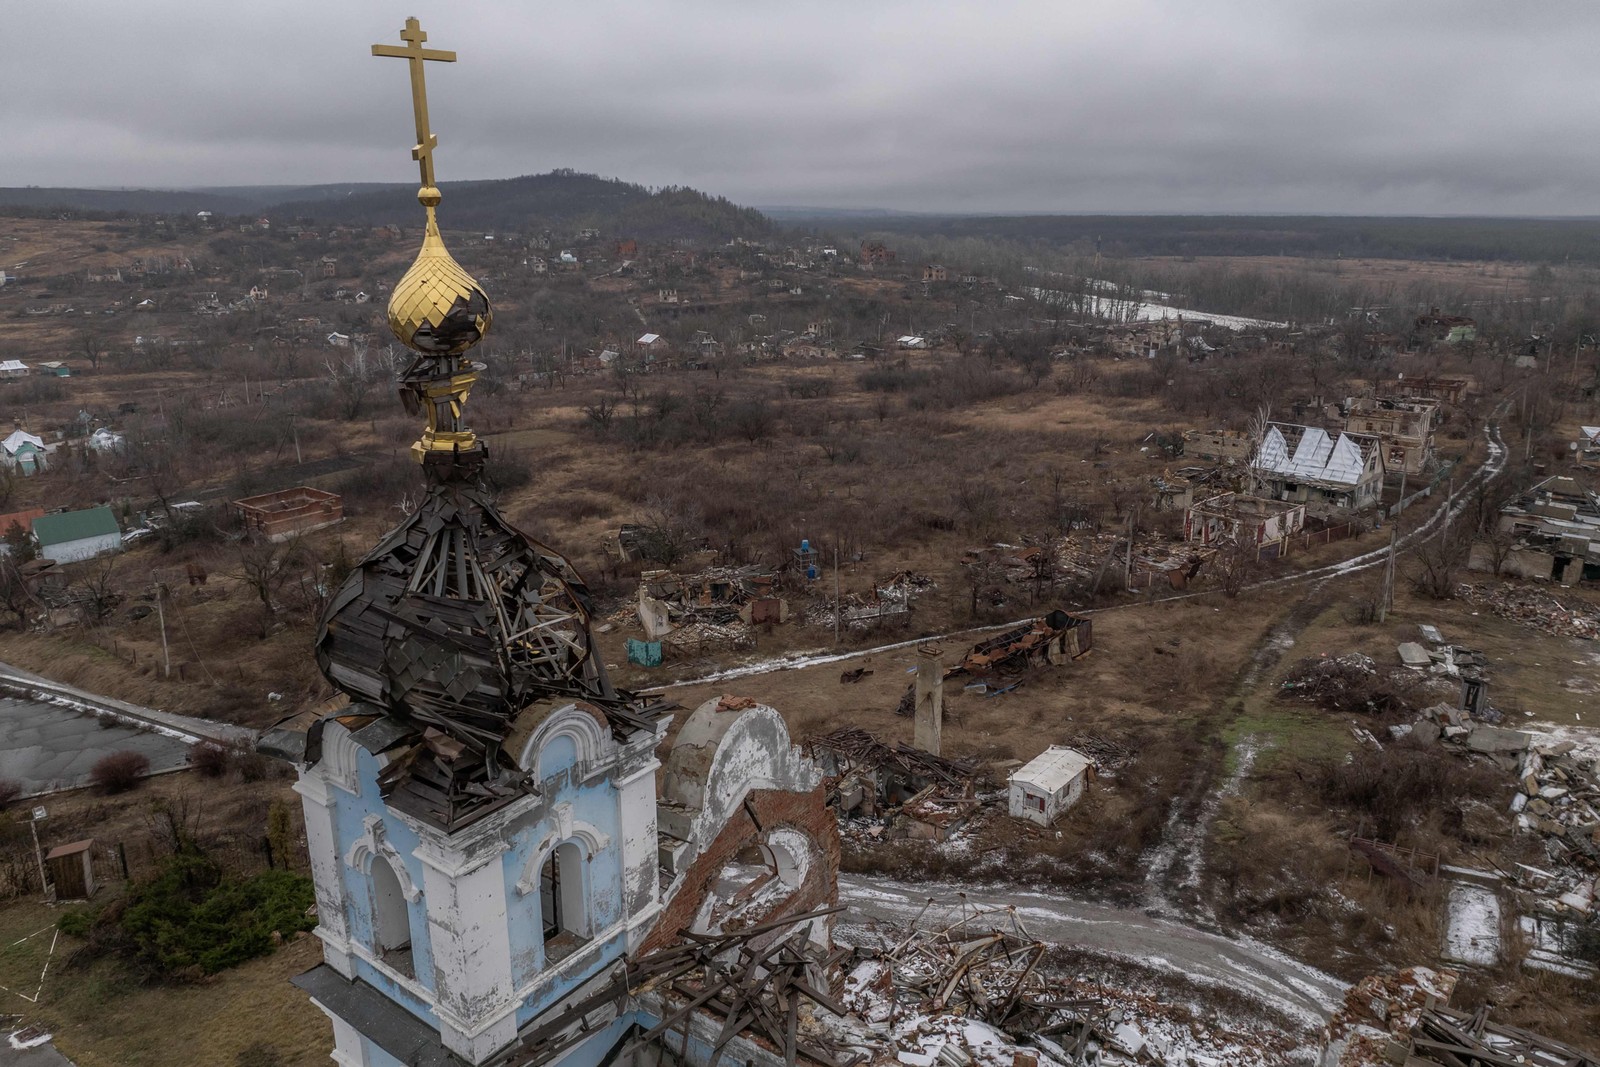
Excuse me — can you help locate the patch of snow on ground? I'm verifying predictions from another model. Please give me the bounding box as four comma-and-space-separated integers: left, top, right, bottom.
1443, 883, 1501, 966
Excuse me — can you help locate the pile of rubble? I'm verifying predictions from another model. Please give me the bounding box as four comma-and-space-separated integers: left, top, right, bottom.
1319, 964, 1599, 1067
1279, 653, 1444, 715
808, 572, 935, 631
1319, 966, 1458, 1067
1455, 582, 1600, 639
1409, 704, 1600, 977
807, 727, 986, 842
839, 905, 1295, 1067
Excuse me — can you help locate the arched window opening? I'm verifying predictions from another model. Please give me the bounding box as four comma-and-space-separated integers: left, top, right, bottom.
539, 841, 589, 963
372, 857, 414, 979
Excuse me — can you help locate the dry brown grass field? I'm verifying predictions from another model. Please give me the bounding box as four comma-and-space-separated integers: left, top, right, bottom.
3, 213, 1599, 1057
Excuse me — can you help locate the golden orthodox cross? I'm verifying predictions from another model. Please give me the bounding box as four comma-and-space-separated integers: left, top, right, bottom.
371, 17, 457, 189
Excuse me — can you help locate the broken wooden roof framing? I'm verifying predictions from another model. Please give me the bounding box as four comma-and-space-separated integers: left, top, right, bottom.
1406, 1005, 1597, 1067
806, 727, 980, 791
285, 480, 668, 832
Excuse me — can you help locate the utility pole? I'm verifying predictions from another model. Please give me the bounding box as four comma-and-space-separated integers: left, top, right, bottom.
29, 807, 48, 901
1438, 475, 1454, 550
1379, 528, 1397, 623
833, 543, 841, 647
1125, 508, 1136, 592
155, 584, 171, 679
291, 414, 303, 465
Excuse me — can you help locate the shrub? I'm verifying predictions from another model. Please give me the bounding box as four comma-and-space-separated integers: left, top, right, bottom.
189, 741, 231, 778
106, 852, 316, 981
90, 751, 151, 793
56, 909, 94, 937
1306, 741, 1501, 841
0, 779, 21, 810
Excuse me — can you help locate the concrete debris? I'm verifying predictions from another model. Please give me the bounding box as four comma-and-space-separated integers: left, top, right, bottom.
1455, 582, 1600, 639
1396, 642, 1432, 670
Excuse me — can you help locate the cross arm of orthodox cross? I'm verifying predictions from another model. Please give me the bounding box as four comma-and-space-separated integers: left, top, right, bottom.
371, 17, 457, 190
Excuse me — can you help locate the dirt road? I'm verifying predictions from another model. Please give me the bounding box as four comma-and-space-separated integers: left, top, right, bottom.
838, 873, 1348, 1028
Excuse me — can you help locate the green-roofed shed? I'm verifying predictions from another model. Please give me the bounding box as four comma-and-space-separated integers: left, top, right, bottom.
32, 506, 122, 564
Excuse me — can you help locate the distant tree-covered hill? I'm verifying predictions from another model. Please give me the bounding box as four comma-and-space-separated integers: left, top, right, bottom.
271, 171, 775, 243
0, 186, 263, 216
0, 171, 774, 244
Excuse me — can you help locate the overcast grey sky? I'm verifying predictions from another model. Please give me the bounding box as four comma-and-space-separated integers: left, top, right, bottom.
8, 1, 1600, 214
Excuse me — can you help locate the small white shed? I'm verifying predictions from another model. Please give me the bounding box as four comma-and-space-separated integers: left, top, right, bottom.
1008, 745, 1092, 826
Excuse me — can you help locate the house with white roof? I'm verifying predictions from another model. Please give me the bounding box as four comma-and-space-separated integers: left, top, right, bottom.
1576, 425, 1600, 465
1009, 745, 1093, 826
635, 332, 667, 362
0, 360, 30, 379
1251, 422, 1385, 516
0, 430, 50, 475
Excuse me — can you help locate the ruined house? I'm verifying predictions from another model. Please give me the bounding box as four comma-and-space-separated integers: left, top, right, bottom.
1391, 374, 1470, 405
1183, 428, 1254, 465
1184, 491, 1306, 558
1470, 475, 1600, 584
1344, 395, 1438, 476
1251, 423, 1385, 516
806, 726, 981, 841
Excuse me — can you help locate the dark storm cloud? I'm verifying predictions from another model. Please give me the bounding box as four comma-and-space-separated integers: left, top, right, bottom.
9, 1, 1600, 213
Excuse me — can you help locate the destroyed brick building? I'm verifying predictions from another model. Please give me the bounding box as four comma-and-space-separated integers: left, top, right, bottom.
233, 485, 345, 542
1343, 395, 1438, 476
1182, 427, 1254, 464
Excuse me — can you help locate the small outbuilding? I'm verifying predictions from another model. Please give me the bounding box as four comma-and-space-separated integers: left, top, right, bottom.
1008, 745, 1093, 826
45, 839, 97, 900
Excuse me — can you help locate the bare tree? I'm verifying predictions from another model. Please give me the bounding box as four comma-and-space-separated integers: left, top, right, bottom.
325, 348, 379, 420
76, 557, 122, 623
233, 536, 309, 637
0, 558, 36, 631
1408, 528, 1471, 600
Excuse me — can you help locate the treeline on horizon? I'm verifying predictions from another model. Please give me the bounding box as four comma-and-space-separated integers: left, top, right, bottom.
805, 213, 1600, 265
0, 171, 775, 245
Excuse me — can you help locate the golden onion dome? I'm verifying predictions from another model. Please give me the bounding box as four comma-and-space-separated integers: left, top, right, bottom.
386, 188, 493, 355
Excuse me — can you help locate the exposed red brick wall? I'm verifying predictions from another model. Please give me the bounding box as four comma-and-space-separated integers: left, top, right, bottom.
640, 785, 840, 956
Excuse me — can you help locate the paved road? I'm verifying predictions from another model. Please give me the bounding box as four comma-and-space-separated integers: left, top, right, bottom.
0, 1044, 76, 1067
837, 874, 1348, 1028
0, 695, 193, 794
0, 661, 256, 748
